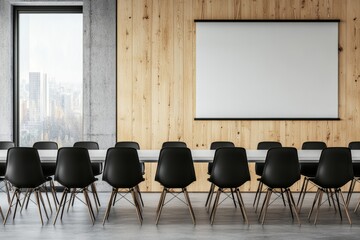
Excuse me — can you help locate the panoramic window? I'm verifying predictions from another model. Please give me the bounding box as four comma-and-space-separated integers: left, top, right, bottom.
16, 7, 83, 147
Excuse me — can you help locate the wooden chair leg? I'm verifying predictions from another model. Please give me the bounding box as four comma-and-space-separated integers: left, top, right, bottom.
53, 188, 68, 225
314, 189, 324, 225
155, 188, 167, 225
261, 189, 272, 225
3, 189, 18, 225
210, 189, 221, 225
339, 189, 352, 225
184, 188, 196, 225
236, 188, 249, 225
205, 183, 215, 207
34, 190, 44, 225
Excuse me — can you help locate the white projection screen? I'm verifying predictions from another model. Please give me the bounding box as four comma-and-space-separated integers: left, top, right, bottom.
195, 21, 339, 119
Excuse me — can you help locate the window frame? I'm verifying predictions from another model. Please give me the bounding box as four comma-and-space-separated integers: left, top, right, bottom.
13, 6, 83, 146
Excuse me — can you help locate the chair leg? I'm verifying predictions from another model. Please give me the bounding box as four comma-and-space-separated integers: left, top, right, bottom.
184, 188, 196, 225
34, 190, 44, 225
210, 189, 221, 225
20, 189, 30, 213
328, 188, 337, 213
339, 189, 352, 225
253, 180, 261, 207
280, 188, 286, 207
112, 190, 118, 206
103, 188, 116, 224
60, 190, 69, 220
285, 189, 294, 220
12, 190, 21, 220
38, 190, 49, 220
0, 205, 4, 221
314, 189, 324, 225
236, 188, 249, 225
156, 189, 165, 214
53, 188, 68, 225
207, 184, 216, 213
92, 183, 101, 207
50, 180, 59, 208
5, 181, 11, 205
346, 178, 356, 206
308, 188, 320, 220
67, 188, 76, 212
42, 185, 53, 213
83, 188, 95, 224
334, 189, 342, 220
287, 189, 301, 226
230, 188, 237, 208
255, 182, 264, 213
261, 189, 272, 225
298, 177, 309, 213
3, 189, 18, 225
135, 185, 144, 208
131, 188, 143, 224
205, 183, 215, 208
297, 177, 306, 206
156, 188, 167, 225
90, 184, 99, 212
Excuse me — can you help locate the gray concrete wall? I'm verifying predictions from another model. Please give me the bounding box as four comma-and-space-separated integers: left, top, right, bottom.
83, 0, 116, 149
0, 1, 14, 141
0, 0, 116, 148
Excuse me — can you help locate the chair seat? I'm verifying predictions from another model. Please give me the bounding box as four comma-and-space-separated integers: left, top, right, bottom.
300, 163, 318, 178
255, 163, 264, 176
91, 162, 103, 176
354, 163, 360, 177
207, 162, 213, 175
41, 163, 57, 177
0, 162, 6, 176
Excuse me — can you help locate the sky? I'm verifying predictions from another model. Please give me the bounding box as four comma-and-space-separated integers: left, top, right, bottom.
19, 13, 83, 85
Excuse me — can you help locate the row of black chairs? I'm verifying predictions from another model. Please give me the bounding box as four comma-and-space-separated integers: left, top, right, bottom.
0, 140, 360, 225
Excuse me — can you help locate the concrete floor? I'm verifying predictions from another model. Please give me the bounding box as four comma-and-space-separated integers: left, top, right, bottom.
0, 191, 360, 240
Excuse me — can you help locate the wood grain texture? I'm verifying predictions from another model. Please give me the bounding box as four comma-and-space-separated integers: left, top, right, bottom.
117, 0, 360, 192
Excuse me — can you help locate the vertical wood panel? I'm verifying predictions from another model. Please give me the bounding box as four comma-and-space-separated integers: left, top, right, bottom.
117, 0, 360, 192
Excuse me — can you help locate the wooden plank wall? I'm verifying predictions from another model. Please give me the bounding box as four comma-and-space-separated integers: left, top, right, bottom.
117, 0, 360, 192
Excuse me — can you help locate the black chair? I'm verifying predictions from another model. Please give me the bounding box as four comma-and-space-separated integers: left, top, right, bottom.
33, 141, 59, 211
102, 148, 144, 225
307, 148, 353, 224
4, 147, 49, 225
258, 147, 300, 225
115, 141, 144, 207
208, 147, 250, 224
155, 147, 196, 225
346, 141, 360, 205
53, 147, 97, 224
253, 141, 283, 211
0, 141, 14, 204
161, 141, 187, 148
73, 141, 101, 209
297, 141, 327, 212
205, 141, 235, 210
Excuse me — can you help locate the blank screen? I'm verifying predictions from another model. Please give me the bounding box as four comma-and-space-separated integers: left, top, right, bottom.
195, 21, 339, 119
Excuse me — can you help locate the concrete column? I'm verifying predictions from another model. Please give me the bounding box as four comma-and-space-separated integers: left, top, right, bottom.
83, 0, 116, 149
0, 0, 116, 148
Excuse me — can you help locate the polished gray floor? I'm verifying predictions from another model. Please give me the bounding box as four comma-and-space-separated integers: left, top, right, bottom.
0, 190, 360, 239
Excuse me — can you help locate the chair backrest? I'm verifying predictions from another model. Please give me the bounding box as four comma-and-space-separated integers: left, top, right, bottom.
33, 141, 58, 150
261, 147, 300, 188
349, 141, 360, 149
0, 141, 15, 149
155, 147, 196, 188
5, 147, 46, 188
302, 141, 327, 150
257, 141, 282, 150
209, 147, 250, 188
210, 141, 235, 150
115, 141, 140, 150
55, 147, 95, 189
103, 147, 143, 188
161, 141, 187, 148
315, 147, 353, 188
73, 141, 99, 150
